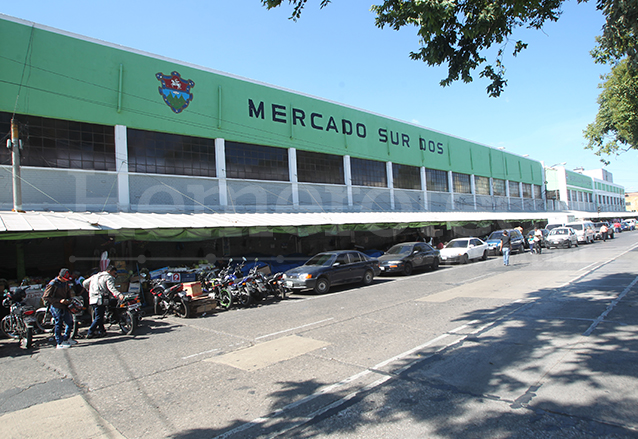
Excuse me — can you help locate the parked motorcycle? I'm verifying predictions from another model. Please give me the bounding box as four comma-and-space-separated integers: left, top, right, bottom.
1, 286, 37, 349
36, 296, 86, 338
103, 293, 142, 335
201, 269, 232, 311
149, 277, 192, 318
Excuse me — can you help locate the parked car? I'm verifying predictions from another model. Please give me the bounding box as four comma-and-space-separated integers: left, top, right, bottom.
545, 223, 564, 231
621, 221, 634, 231
527, 229, 549, 248
547, 227, 579, 249
439, 237, 488, 264
283, 250, 381, 294
378, 242, 440, 275
565, 221, 595, 244
485, 229, 525, 255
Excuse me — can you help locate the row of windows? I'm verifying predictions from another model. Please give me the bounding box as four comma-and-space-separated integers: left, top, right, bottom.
1, 113, 540, 196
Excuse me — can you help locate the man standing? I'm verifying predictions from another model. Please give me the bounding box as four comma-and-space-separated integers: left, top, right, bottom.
534, 227, 543, 254
43, 268, 77, 349
83, 265, 122, 339
499, 230, 511, 266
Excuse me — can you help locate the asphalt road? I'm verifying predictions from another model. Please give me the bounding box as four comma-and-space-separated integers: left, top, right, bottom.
2, 232, 638, 439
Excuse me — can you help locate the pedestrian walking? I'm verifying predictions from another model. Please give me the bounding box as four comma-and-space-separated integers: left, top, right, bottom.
528, 234, 535, 254
499, 230, 511, 266
600, 223, 608, 242
82, 264, 123, 339
534, 227, 543, 254
42, 268, 78, 349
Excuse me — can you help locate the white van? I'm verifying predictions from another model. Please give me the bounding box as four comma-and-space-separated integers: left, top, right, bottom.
565, 221, 595, 244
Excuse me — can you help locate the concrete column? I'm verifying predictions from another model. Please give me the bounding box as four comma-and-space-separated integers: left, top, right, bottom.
288, 148, 299, 207
387, 161, 394, 210
114, 125, 129, 212
344, 155, 353, 208
420, 167, 428, 211
215, 138, 227, 208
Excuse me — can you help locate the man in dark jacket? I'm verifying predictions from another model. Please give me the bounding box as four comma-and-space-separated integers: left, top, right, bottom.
43, 268, 77, 349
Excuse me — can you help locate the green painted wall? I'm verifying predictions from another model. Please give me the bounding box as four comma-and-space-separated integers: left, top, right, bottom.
565, 170, 594, 191
0, 15, 543, 184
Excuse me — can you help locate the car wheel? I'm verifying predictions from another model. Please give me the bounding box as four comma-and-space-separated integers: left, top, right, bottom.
430, 258, 439, 271
313, 277, 330, 294
481, 250, 487, 261
361, 270, 374, 285
461, 254, 469, 264
402, 262, 413, 276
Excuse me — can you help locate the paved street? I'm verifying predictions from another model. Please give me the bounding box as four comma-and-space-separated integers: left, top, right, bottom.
1, 233, 638, 438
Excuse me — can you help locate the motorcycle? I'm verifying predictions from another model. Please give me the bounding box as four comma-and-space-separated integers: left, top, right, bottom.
103, 293, 142, 335
36, 296, 86, 338
149, 276, 192, 318
1, 286, 37, 349
201, 269, 232, 311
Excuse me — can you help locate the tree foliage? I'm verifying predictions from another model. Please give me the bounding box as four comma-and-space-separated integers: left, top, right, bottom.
264, 0, 638, 153
584, 59, 638, 163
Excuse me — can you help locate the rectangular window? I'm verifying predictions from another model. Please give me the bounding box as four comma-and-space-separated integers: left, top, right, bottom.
452, 172, 471, 194
509, 181, 520, 197
392, 163, 420, 190
533, 184, 542, 199
128, 129, 216, 177
225, 141, 289, 181
425, 168, 448, 192
475, 176, 490, 195
351, 158, 387, 187
1, 112, 115, 171
522, 183, 532, 199
297, 150, 344, 184
493, 179, 506, 196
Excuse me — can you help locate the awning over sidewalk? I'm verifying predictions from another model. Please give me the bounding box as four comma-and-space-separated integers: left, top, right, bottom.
0, 210, 554, 241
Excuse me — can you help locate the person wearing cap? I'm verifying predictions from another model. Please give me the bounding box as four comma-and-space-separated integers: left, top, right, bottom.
43, 268, 77, 349
83, 264, 123, 339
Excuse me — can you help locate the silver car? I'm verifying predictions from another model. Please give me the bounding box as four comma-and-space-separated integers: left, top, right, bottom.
547, 227, 579, 249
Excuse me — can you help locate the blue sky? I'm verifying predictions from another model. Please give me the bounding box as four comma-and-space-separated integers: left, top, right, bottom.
3, 0, 636, 191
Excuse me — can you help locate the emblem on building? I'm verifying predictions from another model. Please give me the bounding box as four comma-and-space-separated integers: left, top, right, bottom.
156, 71, 195, 113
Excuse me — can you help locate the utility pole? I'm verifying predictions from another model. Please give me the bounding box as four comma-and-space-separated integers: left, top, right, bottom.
6, 118, 23, 212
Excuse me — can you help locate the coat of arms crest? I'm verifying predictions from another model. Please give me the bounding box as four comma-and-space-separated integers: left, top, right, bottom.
156, 71, 195, 113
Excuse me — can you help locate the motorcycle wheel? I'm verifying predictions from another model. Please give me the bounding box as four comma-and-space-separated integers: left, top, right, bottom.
237, 289, 252, 307
20, 327, 33, 349
218, 289, 232, 310
175, 298, 190, 318
1, 315, 19, 339
119, 311, 137, 335
153, 296, 163, 316
36, 310, 54, 333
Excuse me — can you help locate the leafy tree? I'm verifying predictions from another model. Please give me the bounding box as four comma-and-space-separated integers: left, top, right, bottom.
584, 59, 638, 163
262, 1, 636, 96
263, 1, 638, 153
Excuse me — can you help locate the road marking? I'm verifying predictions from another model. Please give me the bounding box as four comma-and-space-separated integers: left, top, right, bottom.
206, 335, 330, 371
182, 348, 219, 360
255, 317, 334, 340
583, 274, 638, 336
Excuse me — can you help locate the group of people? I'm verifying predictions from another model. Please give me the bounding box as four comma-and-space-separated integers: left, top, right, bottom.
498, 227, 544, 266
42, 265, 123, 349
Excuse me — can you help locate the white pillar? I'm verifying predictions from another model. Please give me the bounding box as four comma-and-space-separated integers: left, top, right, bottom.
288, 148, 299, 207
114, 125, 129, 212
215, 138, 227, 208
420, 167, 428, 211
344, 155, 353, 208
387, 161, 394, 210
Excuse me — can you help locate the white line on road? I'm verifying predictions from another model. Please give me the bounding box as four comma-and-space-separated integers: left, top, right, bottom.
254, 318, 335, 340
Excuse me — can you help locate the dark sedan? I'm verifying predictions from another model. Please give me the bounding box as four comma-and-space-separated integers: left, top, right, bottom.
283, 250, 381, 294
378, 242, 441, 275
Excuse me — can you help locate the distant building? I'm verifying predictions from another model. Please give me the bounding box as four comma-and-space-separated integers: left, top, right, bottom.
625, 192, 638, 212
545, 166, 625, 213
